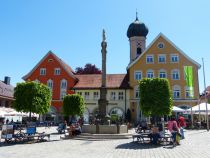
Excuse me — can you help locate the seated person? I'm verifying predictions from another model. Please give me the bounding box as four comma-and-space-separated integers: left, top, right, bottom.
149, 125, 161, 145
57, 122, 66, 134
68, 124, 76, 137
74, 123, 82, 135
140, 119, 148, 132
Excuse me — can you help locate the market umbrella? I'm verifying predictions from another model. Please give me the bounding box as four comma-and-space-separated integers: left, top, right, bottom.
191, 103, 210, 112
172, 106, 185, 112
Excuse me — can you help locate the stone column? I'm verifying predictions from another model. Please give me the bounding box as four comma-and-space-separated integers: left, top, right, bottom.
98, 29, 109, 120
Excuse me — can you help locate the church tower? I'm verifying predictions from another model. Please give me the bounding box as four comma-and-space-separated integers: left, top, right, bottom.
127, 13, 149, 62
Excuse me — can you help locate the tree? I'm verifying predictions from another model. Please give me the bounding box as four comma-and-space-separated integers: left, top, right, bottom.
62, 94, 85, 117
139, 78, 173, 118
75, 63, 101, 74
13, 81, 51, 120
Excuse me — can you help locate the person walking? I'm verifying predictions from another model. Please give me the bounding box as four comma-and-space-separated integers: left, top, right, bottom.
178, 115, 186, 139
167, 116, 179, 146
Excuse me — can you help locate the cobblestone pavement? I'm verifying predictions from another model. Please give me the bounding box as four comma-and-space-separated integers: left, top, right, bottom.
0, 127, 210, 158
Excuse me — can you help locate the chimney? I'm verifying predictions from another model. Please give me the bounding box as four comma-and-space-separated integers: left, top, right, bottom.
4, 76, 11, 85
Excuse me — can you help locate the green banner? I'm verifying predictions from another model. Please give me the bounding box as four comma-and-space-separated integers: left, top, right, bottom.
184, 66, 194, 98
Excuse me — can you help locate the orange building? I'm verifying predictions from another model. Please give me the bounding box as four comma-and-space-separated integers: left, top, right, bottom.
22, 51, 77, 122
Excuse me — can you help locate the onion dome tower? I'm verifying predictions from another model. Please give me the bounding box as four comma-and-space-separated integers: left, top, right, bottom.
127, 12, 149, 62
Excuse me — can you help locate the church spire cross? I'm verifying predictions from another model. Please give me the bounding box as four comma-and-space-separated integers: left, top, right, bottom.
102, 29, 106, 42
136, 9, 139, 21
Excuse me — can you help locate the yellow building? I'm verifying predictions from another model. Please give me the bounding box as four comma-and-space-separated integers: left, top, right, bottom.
126, 16, 201, 121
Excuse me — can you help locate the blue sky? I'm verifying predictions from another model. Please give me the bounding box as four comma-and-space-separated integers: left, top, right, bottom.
0, 0, 210, 92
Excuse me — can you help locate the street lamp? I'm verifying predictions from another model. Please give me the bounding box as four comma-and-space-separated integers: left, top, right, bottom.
202, 58, 209, 131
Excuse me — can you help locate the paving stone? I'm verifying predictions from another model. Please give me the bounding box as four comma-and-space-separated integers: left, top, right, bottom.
0, 127, 210, 158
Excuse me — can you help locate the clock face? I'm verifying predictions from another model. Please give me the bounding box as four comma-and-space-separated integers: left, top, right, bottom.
157, 42, 164, 49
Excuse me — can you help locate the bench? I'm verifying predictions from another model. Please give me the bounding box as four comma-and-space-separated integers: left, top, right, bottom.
132, 133, 151, 143
25, 132, 50, 142
159, 134, 172, 145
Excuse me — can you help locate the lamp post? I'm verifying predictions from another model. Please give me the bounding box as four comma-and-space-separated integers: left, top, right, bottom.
202, 58, 209, 131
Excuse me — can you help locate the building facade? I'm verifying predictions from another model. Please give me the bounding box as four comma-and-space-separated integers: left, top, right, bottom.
73, 74, 130, 123
126, 17, 201, 121
22, 51, 77, 122
0, 77, 14, 108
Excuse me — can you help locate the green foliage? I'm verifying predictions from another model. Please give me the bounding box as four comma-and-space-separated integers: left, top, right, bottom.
208, 99, 210, 104
62, 94, 85, 117
111, 114, 118, 122
13, 81, 51, 115
139, 78, 173, 117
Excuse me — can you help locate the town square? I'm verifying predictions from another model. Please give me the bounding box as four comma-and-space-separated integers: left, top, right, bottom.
0, 1, 210, 158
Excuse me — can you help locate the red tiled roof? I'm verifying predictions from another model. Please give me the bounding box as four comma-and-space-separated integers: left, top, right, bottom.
73, 74, 130, 89
0, 81, 14, 99
58, 57, 75, 74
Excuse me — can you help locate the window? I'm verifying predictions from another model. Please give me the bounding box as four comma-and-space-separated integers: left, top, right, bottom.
185, 87, 194, 98
134, 71, 142, 80
48, 59, 53, 62
172, 69, 180, 80
54, 68, 61, 75
84, 92, 90, 100
60, 91, 66, 100
111, 92, 116, 100
118, 92, 124, 100
110, 108, 124, 118
159, 70, 166, 78
93, 92, 99, 100
47, 79, 53, 90
173, 85, 181, 99
146, 55, 154, 63
158, 54, 166, 63
60, 79, 67, 89
137, 47, 142, 55
135, 88, 140, 98
40, 68, 46, 75
157, 42, 164, 49
147, 70, 154, 78
77, 92, 82, 96
171, 54, 179, 63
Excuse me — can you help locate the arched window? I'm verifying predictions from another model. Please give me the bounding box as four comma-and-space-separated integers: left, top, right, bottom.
110, 107, 124, 118
159, 69, 167, 78
173, 85, 181, 99
137, 47, 142, 55
60, 79, 67, 89
185, 86, 194, 98
47, 79, 53, 90
147, 69, 154, 78
60, 79, 67, 100
83, 108, 90, 124
134, 85, 140, 98
171, 69, 180, 80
